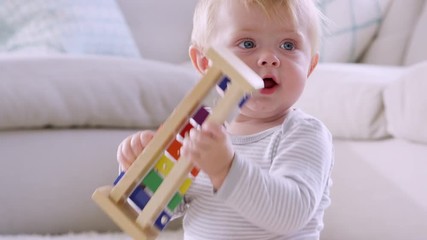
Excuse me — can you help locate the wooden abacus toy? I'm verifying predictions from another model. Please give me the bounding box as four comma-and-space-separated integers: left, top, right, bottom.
92, 46, 264, 240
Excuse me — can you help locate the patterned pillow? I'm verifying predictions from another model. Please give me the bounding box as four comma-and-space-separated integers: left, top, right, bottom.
318, 0, 391, 63
0, 0, 140, 57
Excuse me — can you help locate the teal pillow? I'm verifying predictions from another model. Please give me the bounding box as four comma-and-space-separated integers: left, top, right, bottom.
0, 0, 141, 58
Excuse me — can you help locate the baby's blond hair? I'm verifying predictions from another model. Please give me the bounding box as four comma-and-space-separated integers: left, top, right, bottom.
191, 0, 323, 56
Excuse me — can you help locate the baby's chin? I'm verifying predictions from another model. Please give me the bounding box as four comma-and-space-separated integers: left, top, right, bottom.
243, 98, 290, 115
240, 103, 275, 117
245, 95, 274, 107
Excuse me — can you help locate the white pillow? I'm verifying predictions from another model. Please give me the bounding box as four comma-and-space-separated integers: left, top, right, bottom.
362, 0, 426, 65
319, 0, 391, 63
0, 0, 140, 58
296, 63, 403, 140
384, 61, 427, 144
117, 0, 198, 63
404, 1, 427, 66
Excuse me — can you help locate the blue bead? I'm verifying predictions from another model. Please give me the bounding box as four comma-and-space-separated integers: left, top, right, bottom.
129, 186, 151, 210
113, 171, 125, 185
239, 95, 250, 108
217, 76, 231, 91
154, 211, 172, 230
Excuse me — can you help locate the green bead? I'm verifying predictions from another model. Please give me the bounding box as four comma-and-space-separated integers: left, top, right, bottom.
142, 170, 163, 192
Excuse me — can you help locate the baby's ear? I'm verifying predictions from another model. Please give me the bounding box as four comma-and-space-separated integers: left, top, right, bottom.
189, 45, 210, 74
307, 52, 319, 77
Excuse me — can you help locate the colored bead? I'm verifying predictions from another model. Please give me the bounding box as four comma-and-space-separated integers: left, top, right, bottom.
167, 192, 183, 212
113, 171, 125, 185
192, 106, 209, 125
154, 211, 172, 230
142, 170, 163, 192
239, 95, 250, 108
178, 122, 194, 139
166, 139, 182, 160
190, 167, 200, 177
129, 186, 151, 210
218, 76, 231, 91
178, 178, 193, 195
155, 154, 175, 177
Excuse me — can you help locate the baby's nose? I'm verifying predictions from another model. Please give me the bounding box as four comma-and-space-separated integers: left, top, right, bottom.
258, 54, 280, 67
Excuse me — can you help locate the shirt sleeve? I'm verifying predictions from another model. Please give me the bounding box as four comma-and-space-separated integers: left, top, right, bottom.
214, 116, 334, 235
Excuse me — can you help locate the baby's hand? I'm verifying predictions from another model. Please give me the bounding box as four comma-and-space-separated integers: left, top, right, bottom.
181, 122, 234, 190
117, 130, 155, 171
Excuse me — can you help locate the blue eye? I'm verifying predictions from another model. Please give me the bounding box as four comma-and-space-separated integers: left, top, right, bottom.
281, 41, 295, 51
239, 40, 256, 49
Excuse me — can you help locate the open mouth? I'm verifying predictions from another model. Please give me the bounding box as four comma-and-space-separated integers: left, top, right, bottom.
263, 78, 278, 89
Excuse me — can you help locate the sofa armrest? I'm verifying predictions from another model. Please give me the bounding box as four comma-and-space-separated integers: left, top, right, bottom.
384, 61, 427, 144
296, 63, 403, 140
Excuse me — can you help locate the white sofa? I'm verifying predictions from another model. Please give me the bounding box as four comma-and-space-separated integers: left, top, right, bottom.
1, 0, 426, 240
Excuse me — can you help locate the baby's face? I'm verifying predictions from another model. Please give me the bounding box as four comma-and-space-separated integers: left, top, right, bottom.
209, 1, 317, 120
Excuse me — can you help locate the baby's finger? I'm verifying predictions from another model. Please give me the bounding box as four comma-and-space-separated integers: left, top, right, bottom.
117, 142, 131, 170
139, 131, 154, 146
121, 136, 137, 163
201, 122, 223, 139
182, 137, 201, 162
130, 133, 144, 158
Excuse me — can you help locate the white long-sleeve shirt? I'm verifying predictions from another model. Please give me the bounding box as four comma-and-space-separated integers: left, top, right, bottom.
181, 108, 334, 240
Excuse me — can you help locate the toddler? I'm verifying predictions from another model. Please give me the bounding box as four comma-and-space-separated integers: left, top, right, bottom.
117, 0, 334, 239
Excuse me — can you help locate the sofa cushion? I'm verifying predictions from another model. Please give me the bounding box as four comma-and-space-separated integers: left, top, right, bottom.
296, 63, 403, 140
0, 55, 198, 130
0, 0, 140, 58
384, 61, 427, 144
319, 0, 391, 63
